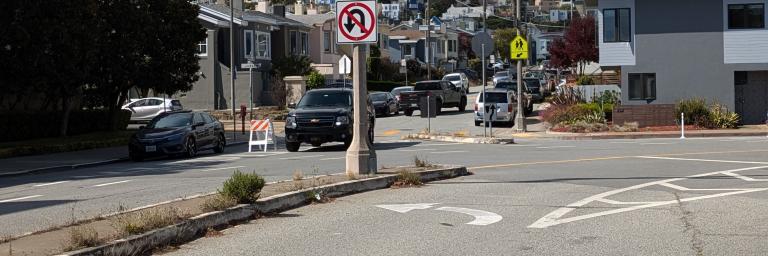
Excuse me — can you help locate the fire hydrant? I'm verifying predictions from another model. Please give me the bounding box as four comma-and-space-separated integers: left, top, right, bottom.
240, 105, 247, 135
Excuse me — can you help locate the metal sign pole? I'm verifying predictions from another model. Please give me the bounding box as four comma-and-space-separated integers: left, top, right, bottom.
482, 44, 487, 137
249, 65, 254, 121
427, 95, 431, 134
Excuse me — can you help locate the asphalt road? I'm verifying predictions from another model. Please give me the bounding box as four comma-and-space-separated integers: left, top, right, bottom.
165, 137, 768, 256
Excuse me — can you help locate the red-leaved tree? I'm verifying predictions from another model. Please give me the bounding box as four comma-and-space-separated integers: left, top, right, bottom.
547, 16, 598, 75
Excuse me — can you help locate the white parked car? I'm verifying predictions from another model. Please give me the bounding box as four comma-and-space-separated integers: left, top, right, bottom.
122, 98, 183, 123
442, 73, 469, 93
474, 88, 516, 127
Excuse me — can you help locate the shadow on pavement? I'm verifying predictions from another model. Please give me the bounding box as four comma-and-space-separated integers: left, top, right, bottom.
0, 199, 80, 216
300, 141, 420, 153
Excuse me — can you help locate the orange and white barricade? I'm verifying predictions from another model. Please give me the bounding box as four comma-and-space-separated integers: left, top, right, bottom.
248, 119, 276, 152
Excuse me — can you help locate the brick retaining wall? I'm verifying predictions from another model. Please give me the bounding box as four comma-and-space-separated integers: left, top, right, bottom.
612, 104, 677, 127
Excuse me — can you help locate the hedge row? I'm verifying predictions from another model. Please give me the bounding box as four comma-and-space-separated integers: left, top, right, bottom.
0, 110, 131, 142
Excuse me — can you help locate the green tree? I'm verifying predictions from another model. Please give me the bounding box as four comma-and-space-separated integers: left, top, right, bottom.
367, 45, 382, 80
306, 70, 325, 90
493, 28, 519, 62
483, 16, 516, 30
271, 55, 313, 78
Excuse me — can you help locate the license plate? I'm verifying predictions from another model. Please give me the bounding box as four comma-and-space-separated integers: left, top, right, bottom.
410, 104, 417, 107
145, 146, 157, 152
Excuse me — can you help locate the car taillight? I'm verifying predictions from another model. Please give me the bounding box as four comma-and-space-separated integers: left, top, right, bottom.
474, 103, 478, 111
508, 104, 513, 113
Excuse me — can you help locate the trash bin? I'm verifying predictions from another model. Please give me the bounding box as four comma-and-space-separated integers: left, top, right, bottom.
419, 96, 437, 118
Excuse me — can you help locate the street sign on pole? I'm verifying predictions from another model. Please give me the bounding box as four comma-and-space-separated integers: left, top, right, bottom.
339, 55, 351, 75
336, 1, 378, 44
510, 35, 529, 60
471, 32, 494, 58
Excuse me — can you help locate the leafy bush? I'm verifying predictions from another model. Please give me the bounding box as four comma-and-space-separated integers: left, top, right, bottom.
541, 104, 593, 125
593, 90, 620, 105
561, 121, 608, 133
550, 87, 585, 106
306, 70, 325, 90
0, 110, 131, 142
676, 98, 710, 126
709, 103, 740, 129
577, 76, 594, 85
219, 170, 265, 204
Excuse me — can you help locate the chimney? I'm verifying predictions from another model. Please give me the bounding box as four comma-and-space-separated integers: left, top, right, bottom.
273, 5, 286, 17
256, 0, 271, 13
294, 0, 305, 15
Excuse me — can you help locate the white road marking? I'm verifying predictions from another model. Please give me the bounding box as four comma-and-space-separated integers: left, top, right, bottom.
721, 171, 768, 181
279, 155, 324, 160
746, 140, 767, 143
536, 146, 576, 149
610, 141, 638, 144
658, 182, 747, 191
641, 142, 676, 145
93, 180, 133, 187
376, 203, 440, 213
398, 148, 436, 152
0, 195, 43, 203
227, 152, 289, 157
508, 144, 543, 147
171, 156, 241, 164
430, 151, 469, 154
198, 166, 247, 172
637, 156, 768, 165
528, 166, 768, 229
320, 157, 346, 161
33, 181, 69, 187
435, 207, 503, 226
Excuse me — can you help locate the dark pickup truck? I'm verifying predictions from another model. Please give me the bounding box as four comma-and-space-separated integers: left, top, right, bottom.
400, 80, 467, 116
284, 88, 375, 152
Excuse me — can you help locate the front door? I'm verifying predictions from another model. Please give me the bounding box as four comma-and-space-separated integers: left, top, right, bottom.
735, 71, 768, 125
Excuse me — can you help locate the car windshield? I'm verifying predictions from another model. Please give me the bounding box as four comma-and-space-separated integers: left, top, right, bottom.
415, 82, 442, 90
444, 75, 460, 81
495, 82, 517, 91
297, 91, 352, 108
148, 113, 192, 129
370, 93, 387, 101
524, 79, 541, 87
478, 93, 508, 103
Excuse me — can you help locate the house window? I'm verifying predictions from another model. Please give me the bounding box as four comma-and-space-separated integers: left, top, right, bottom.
244, 30, 254, 59
256, 32, 270, 58
197, 38, 208, 57
403, 45, 412, 56
628, 73, 656, 100
300, 32, 309, 55
323, 31, 331, 52
603, 8, 631, 42
728, 4, 765, 29
290, 31, 298, 54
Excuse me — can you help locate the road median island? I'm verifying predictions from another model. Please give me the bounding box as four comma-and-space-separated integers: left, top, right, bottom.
1, 165, 467, 256
401, 131, 515, 144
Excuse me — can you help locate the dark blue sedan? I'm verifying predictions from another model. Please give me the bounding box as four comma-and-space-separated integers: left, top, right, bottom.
128, 111, 225, 161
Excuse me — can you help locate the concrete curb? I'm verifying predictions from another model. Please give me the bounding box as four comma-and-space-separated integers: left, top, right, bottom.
403, 135, 515, 144
0, 141, 251, 178
61, 166, 468, 256
545, 131, 768, 140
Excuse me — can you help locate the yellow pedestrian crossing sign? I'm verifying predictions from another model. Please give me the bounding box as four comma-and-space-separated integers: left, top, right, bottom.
510, 35, 528, 60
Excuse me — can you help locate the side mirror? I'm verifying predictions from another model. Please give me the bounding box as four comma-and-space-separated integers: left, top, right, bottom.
288, 102, 297, 109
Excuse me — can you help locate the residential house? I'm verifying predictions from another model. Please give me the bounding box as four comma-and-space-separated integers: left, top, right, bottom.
287, 12, 350, 80
441, 5, 495, 20
597, 0, 768, 124
184, 1, 310, 110
381, 3, 401, 22
382, 22, 460, 73
533, 0, 561, 12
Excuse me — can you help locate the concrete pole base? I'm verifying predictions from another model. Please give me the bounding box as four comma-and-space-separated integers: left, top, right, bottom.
346, 148, 377, 176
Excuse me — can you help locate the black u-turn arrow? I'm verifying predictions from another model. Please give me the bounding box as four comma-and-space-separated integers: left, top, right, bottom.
344, 9, 366, 33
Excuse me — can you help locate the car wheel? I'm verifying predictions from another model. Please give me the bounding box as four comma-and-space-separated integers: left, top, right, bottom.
404, 109, 413, 116
213, 133, 225, 153
458, 97, 467, 112
184, 137, 197, 158
286, 142, 301, 152
435, 101, 442, 115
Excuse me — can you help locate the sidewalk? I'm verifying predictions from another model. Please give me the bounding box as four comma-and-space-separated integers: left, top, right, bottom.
515, 125, 768, 140
0, 133, 251, 177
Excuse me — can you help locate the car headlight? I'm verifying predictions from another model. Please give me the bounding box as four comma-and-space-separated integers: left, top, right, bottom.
286, 116, 297, 128
335, 116, 349, 126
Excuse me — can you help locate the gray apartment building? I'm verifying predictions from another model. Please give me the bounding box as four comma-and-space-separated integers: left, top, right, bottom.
598, 0, 768, 124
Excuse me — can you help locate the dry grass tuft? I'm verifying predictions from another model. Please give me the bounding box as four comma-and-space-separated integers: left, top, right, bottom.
63, 225, 101, 251
112, 207, 182, 236
200, 195, 238, 212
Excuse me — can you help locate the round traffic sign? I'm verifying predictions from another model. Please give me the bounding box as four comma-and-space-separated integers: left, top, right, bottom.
338, 2, 376, 42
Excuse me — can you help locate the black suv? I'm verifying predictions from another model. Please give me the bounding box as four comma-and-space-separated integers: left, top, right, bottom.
284, 88, 375, 152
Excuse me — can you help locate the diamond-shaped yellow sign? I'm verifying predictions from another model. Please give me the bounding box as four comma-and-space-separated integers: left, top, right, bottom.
510, 35, 528, 60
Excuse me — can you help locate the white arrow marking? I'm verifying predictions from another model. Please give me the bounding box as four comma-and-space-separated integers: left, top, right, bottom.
435, 207, 503, 226
375, 203, 439, 213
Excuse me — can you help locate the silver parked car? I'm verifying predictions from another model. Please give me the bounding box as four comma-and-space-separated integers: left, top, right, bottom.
442, 73, 469, 93
122, 98, 183, 123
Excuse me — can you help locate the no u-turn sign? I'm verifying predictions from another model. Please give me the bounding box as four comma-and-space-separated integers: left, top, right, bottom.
336, 0, 377, 44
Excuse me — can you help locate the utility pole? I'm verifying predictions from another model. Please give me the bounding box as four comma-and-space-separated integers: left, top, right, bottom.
346, 45, 377, 175
424, 0, 431, 80
482, 0, 487, 32
515, 0, 526, 132
230, 2, 236, 140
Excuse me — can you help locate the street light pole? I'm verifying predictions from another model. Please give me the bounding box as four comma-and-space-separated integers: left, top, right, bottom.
230, 2, 236, 140
346, 45, 377, 176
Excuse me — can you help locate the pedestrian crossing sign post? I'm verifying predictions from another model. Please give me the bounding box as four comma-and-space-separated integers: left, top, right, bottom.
510, 35, 528, 60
